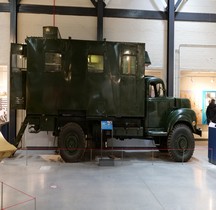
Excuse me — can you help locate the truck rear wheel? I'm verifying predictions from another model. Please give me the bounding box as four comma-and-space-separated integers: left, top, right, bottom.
58, 122, 86, 162
167, 124, 195, 162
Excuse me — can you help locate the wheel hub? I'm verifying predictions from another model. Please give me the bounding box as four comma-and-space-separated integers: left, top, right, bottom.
66, 135, 78, 153
178, 136, 188, 150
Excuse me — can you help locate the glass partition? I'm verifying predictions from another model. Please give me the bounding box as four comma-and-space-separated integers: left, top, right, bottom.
0, 65, 8, 123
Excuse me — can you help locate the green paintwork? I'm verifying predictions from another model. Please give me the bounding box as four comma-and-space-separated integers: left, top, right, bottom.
24, 38, 145, 117
10, 28, 201, 151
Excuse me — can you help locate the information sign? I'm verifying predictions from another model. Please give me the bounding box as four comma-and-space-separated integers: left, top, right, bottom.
101, 121, 113, 130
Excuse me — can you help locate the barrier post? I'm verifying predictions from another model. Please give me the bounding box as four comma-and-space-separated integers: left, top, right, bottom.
151, 148, 154, 165
34, 197, 36, 210
182, 149, 185, 164
99, 121, 114, 166
1, 181, 3, 210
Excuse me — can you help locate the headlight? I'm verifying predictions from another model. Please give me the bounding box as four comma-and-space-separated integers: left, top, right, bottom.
192, 121, 196, 126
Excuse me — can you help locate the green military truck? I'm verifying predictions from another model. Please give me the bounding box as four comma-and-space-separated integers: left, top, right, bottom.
10, 26, 201, 162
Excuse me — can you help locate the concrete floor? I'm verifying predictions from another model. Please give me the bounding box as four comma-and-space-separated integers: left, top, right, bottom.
0, 141, 216, 210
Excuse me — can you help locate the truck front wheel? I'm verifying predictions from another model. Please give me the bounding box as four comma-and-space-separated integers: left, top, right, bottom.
167, 124, 195, 162
58, 122, 86, 162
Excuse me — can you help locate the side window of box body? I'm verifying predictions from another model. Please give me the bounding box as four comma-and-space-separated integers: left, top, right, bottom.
87, 54, 104, 73
45, 52, 62, 72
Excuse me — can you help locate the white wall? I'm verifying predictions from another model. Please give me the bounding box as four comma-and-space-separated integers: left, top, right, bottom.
106, 0, 165, 10
179, 45, 216, 71
177, 0, 216, 13
18, 14, 97, 41
104, 18, 166, 68
0, 13, 10, 65
176, 22, 216, 48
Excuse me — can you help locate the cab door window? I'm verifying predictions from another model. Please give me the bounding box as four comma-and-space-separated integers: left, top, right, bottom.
155, 83, 164, 97
149, 85, 155, 97
149, 82, 165, 98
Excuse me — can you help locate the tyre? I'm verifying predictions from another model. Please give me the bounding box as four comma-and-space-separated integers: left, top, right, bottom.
167, 124, 195, 162
58, 122, 86, 162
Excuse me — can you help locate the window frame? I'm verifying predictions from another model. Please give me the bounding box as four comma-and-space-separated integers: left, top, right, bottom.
44, 52, 62, 72
121, 54, 137, 75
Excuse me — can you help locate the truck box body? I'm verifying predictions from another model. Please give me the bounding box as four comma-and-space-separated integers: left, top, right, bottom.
11, 38, 145, 119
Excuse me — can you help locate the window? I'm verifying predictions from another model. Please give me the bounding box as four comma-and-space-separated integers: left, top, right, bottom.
11, 54, 27, 71
45, 53, 62, 72
156, 83, 164, 97
149, 82, 165, 98
88, 54, 104, 73
11, 44, 27, 72
122, 55, 136, 75
149, 85, 155, 97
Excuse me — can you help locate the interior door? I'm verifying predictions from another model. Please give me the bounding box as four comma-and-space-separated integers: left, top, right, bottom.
10, 44, 27, 110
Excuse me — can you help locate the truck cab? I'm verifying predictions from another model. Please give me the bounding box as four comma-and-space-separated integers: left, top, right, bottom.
144, 76, 201, 160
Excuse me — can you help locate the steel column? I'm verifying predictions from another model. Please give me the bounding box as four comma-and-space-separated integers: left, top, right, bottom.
97, 0, 104, 41
167, 0, 175, 97
90, 0, 105, 41
9, 0, 19, 43
9, 0, 20, 144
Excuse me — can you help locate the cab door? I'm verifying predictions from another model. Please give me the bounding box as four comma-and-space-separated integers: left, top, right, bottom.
146, 80, 171, 128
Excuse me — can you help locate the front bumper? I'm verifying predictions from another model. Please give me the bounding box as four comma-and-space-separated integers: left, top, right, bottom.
195, 127, 202, 136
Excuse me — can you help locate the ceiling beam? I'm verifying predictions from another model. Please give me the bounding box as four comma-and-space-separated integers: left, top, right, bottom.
1, 4, 216, 23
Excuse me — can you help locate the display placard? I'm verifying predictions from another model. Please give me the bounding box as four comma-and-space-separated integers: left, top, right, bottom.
101, 121, 113, 130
